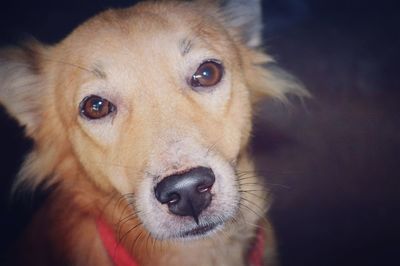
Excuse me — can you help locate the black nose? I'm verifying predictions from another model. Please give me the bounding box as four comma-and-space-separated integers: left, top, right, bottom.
154, 167, 215, 224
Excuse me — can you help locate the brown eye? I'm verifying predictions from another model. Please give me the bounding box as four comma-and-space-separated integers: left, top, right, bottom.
79, 95, 116, 120
191, 60, 224, 88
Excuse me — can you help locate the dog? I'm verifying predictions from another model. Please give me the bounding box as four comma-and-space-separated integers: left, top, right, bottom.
0, 0, 306, 265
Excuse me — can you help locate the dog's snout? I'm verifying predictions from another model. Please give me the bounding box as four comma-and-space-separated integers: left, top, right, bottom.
154, 167, 215, 224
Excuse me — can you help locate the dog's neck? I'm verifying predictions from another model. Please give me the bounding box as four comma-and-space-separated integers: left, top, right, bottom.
96, 194, 260, 266
96, 216, 266, 266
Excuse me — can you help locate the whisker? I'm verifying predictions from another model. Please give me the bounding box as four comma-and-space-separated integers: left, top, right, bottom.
239, 201, 267, 222
29, 50, 97, 76
130, 230, 145, 257
151, 231, 158, 257
99, 191, 119, 218
118, 212, 140, 225
145, 231, 152, 257
206, 141, 218, 157
239, 181, 265, 187
237, 209, 266, 230
118, 221, 143, 244
236, 175, 265, 181
115, 198, 135, 225
116, 211, 141, 239
241, 196, 266, 213
237, 176, 291, 189
237, 169, 298, 176
239, 189, 269, 194
239, 190, 269, 201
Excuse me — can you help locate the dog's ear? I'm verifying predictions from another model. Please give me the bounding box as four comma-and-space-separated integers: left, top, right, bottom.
241, 50, 310, 103
195, 0, 262, 47
218, 0, 263, 47
202, 0, 309, 101
0, 42, 46, 136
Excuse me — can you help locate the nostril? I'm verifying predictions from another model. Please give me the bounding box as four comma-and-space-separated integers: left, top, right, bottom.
197, 184, 212, 193
167, 193, 180, 205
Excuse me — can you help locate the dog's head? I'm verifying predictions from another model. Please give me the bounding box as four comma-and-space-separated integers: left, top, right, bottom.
0, 0, 305, 240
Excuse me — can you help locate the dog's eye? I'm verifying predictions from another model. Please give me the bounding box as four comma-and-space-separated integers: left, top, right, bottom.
191, 60, 224, 88
79, 95, 116, 119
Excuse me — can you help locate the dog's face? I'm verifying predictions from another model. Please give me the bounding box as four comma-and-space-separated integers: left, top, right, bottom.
0, 0, 304, 242
60, 3, 251, 239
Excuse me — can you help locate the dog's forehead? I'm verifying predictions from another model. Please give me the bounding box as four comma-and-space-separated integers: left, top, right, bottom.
63, 3, 226, 59
59, 3, 235, 77
53, 3, 237, 94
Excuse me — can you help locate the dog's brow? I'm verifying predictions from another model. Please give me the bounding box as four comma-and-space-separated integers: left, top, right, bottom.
92, 65, 107, 79
180, 38, 193, 56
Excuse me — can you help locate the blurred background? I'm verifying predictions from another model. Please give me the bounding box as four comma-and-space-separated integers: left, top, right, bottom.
0, 0, 399, 265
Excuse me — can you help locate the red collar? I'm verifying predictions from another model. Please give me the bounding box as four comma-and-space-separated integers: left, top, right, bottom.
96, 218, 139, 266
96, 218, 265, 266
248, 225, 266, 266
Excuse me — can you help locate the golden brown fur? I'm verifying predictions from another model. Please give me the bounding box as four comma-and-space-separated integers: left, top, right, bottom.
0, 1, 307, 265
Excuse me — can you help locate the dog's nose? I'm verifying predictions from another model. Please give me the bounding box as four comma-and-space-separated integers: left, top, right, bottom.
154, 167, 215, 224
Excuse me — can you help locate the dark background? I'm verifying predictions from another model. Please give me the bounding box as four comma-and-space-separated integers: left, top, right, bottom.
0, 0, 399, 265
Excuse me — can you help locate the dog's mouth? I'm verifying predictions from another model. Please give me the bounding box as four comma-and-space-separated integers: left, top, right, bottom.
180, 221, 223, 238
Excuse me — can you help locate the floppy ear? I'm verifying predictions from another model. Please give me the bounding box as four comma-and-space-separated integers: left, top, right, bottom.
219, 0, 263, 47
0, 42, 45, 136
